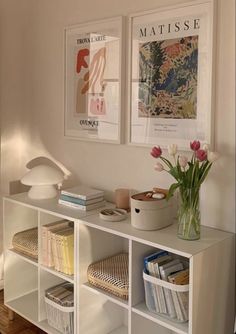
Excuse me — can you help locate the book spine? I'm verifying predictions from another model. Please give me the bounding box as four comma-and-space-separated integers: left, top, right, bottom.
177, 291, 189, 321
153, 263, 167, 314
147, 262, 160, 313
47, 230, 54, 267
60, 194, 103, 205
59, 199, 86, 210
61, 191, 104, 200
65, 235, 74, 275
41, 226, 48, 266
61, 236, 68, 274
51, 232, 59, 270
55, 234, 63, 272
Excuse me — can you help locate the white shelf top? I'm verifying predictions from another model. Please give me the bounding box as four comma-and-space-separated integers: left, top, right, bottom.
6, 290, 39, 323
82, 282, 129, 309
108, 326, 128, 334
79, 213, 233, 258
6, 291, 61, 334
9, 249, 38, 266
133, 302, 188, 334
4, 192, 233, 258
3, 192, 112, 221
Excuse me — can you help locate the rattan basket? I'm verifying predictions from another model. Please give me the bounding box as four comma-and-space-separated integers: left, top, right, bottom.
87, 253, 129, 300
12, 227, 38, 259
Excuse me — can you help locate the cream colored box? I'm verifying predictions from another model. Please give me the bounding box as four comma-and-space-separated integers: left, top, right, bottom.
130, 191, 174, 231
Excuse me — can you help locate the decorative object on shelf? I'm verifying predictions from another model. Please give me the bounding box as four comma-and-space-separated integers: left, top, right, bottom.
59, 185, 105, 210
151, 141, 219, 240
143, 250, 189, 322
128, 2, 215, 149
65, 16, 124, 144
45, 282, 74, 334
130, 188, 174, 231
87, 253, 129, 300
12, 227, 38, 259
115, 188, 130, 210
99, 208, 127, 222
21, 157, 71, 199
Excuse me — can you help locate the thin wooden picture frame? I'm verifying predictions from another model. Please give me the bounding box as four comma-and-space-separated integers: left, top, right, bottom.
127, 1, 216, 150
64, 16, 124, 144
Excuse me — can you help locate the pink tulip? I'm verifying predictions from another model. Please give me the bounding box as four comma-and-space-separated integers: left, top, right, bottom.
190, 140, 200, 151
150, 146, 162, 158
154, 162, 164, 172
179, 155, 188, 168
196, 149, 207, 161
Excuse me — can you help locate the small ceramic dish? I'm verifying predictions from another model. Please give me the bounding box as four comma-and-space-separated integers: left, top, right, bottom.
99, 208, 127, 222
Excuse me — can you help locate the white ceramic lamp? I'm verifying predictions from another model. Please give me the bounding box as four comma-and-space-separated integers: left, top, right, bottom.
21, 164, 65, 199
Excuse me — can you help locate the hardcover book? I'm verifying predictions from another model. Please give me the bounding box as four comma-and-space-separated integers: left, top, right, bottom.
61, 185, 104, 200
58, 198, 105, 211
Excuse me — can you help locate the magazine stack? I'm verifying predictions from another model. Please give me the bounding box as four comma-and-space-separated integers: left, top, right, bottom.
143, 250, 189, 322
58, 185, 105, 211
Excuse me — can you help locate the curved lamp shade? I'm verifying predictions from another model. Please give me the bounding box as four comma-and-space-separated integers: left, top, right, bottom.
21, 165, 65, 199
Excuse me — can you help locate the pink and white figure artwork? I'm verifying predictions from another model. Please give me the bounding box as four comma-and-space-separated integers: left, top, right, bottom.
76, 45, 107, 116
65, 18, 122, 142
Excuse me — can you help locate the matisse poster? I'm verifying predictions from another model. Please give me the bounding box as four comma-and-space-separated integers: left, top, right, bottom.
65, 17, 122, 143
129, 2, 214, 149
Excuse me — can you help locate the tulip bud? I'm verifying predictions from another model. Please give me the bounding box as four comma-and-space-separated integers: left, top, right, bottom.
202, 143, 210, 151
167, 144, 178, 156
154, 162, 164, 172
196, 149, 207, 161
150, 146, 162, 158
208, 151, 220, 162
190, 140, 200, 151
179, 155, 188, 168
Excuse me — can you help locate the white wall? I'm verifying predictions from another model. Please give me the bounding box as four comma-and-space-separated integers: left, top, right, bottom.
0, 0, 235, 234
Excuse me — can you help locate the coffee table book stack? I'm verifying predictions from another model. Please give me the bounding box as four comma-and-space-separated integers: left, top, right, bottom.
58, 185, 105, 210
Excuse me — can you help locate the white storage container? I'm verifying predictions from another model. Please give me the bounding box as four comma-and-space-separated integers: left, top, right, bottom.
131, 191, 174, 230
143, 271, 189, 323
45, 296, 74, 334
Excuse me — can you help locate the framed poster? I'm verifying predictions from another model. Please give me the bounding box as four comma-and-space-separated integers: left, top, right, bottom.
65, 17, 123, 143
128, 1, 215, 149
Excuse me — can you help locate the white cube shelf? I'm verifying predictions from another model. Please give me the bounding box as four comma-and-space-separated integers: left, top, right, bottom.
3, 192, 235, 334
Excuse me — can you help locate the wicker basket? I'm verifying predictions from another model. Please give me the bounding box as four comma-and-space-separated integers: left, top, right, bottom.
87, 253, 129, 300
12, 227, 38, 259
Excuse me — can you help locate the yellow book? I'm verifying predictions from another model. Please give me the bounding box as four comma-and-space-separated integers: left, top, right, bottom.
55, 229, 71, 272
57, 228, 74, 275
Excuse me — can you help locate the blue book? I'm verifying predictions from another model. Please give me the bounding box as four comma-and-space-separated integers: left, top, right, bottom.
144, 250, 169, 274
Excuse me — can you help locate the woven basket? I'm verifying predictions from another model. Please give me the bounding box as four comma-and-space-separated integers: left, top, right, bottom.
12, 227, 38, 259
87, 253, 129, 300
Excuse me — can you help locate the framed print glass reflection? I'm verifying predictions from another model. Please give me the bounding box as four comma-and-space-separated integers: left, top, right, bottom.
128, 1, 215, 149
65, 17, 123, 143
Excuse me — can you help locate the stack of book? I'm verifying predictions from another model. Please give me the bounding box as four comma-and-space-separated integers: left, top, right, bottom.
41, 220, 74, 276
144, 250, 189, 322
58, 185, 105, 211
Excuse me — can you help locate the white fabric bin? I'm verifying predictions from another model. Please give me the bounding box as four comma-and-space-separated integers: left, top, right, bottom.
45, 296, 74, 334
143, 271, 189, 323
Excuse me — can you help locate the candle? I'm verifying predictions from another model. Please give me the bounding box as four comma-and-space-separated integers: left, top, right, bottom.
115, 188, 130, 210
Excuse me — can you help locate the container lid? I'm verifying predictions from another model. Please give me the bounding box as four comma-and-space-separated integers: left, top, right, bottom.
131, 189, 168, 201
131, 190, 172, 210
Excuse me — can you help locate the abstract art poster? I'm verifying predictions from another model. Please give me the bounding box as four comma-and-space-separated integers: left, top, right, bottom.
65, 17, 123, 143
128, 1, 215, 149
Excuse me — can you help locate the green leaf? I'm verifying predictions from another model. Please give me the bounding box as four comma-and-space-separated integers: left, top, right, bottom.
166, 183, 180, 200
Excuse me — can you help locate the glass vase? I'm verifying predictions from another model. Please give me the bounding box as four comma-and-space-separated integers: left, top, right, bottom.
177, 186, 200, 240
